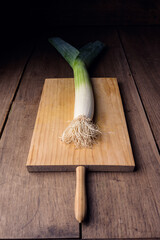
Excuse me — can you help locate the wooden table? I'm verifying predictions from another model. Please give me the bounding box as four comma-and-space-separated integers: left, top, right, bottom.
0, 26, 160, 239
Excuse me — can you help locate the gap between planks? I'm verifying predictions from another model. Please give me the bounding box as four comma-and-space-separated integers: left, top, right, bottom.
116, 27, 160, 154
0, 45, 35, 139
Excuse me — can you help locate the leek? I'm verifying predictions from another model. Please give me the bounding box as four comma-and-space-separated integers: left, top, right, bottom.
49, 37, 105, 148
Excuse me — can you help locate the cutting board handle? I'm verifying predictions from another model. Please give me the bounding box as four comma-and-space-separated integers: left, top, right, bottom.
75, 166, 87, 223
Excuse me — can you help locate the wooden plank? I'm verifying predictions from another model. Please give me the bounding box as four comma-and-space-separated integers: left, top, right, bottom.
26, 78, 135, 172
119, 26, 160, 150
15, 37, 73, 104
78, 28, 160, 238
0, 41, 33, 135
0, 102, 79, 239
0, 38, 79, 238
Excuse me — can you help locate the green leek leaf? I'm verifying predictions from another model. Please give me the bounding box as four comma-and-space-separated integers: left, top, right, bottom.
78, 41, 105, 67
48, 37, 79, 68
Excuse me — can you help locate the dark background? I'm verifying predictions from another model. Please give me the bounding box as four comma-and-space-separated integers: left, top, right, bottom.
0, 0, 160, 42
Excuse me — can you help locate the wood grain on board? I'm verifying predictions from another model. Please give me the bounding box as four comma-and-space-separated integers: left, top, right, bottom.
26, 78, 135, 172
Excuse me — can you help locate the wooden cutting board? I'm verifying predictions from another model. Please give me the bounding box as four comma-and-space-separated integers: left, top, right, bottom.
26, 78, 135, 172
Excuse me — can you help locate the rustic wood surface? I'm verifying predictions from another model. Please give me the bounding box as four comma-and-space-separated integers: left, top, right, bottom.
119, 26, 160, 151
26, 78, 134, 172
0, 26, 160, 239
0, 103, 78, 239
81, 27, 160, 239
0, 41, 33, 135
0, 38, 79, 239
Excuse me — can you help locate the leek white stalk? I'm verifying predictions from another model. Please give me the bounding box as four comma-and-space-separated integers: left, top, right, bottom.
48, 37, 105, 148
73, 59, 94, 119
